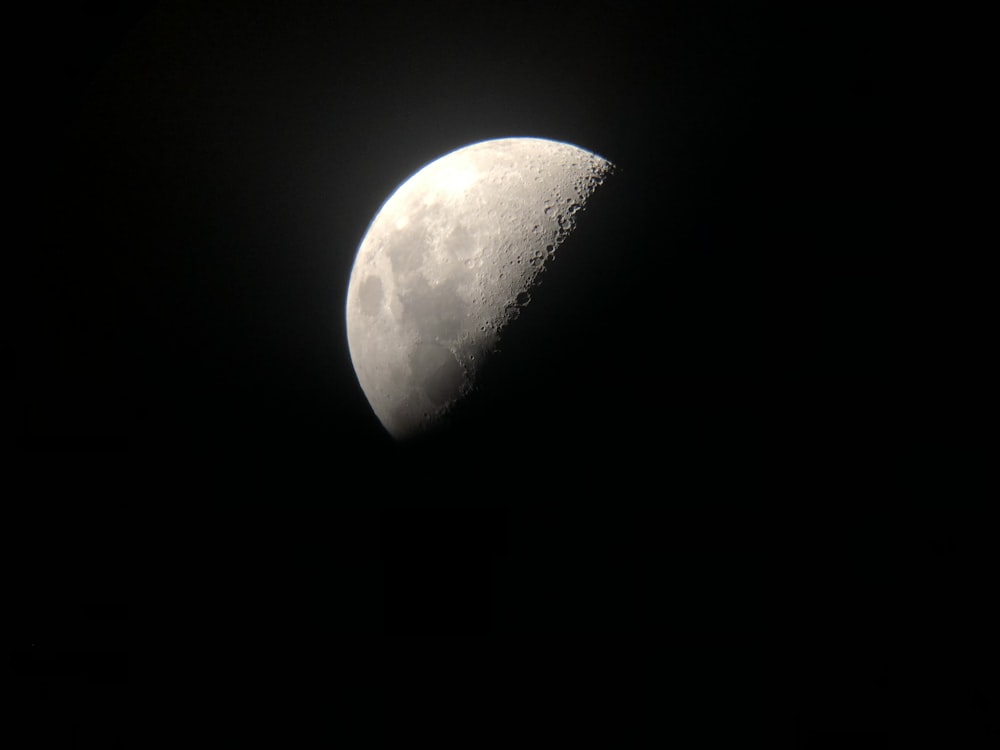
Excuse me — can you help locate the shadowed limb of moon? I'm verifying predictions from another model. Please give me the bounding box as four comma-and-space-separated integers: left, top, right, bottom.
345, 137, 614, 440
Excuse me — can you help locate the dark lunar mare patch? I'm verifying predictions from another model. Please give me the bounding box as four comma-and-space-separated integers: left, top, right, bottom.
409, 342, 464, 406
358, 275, 383, 315
399, 276, 465, 342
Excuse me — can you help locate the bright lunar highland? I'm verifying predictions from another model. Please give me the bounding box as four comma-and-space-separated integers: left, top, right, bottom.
345, 137, 614, 440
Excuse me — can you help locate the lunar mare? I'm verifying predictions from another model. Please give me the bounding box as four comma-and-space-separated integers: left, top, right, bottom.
345, 137, 613, 439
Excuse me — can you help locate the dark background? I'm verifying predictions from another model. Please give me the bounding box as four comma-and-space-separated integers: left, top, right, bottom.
12, 1, 894, 747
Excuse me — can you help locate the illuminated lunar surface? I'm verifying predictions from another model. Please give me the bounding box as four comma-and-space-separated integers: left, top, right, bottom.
345, 137, 614, 440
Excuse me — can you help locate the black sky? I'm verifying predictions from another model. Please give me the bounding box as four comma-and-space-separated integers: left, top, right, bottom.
19, 0, 888, 451
13, 1, 894, 747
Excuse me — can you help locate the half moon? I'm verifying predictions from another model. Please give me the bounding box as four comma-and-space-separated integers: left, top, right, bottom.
345, 136, 614, 440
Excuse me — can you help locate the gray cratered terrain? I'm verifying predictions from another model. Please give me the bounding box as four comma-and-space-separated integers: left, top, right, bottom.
345, 137, 614, 440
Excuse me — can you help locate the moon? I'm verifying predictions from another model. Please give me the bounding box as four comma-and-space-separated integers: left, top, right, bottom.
345, 136, 614, 440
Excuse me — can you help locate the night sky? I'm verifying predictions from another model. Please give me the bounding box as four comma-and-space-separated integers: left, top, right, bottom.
13, 1, 898, 747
